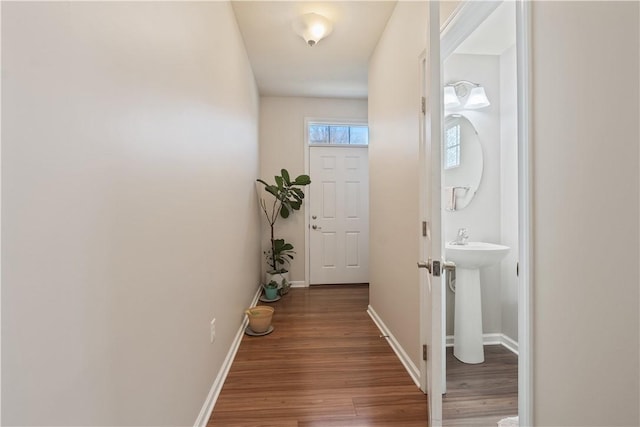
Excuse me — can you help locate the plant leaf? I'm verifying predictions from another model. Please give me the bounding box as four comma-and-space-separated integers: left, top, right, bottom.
275, 176, 283, 189
294, 175, 311, 185
264, 186, 278, 197
281, 169, 291, 185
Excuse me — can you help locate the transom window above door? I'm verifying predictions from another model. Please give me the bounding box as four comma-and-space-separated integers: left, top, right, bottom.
308, 123, 369, 146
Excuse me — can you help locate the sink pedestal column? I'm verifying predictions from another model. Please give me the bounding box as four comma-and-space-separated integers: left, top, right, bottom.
453, 267, 484, 364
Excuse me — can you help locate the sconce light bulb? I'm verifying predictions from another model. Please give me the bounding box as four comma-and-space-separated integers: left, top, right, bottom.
444, 86, 461, 109
465, 86, 491, 109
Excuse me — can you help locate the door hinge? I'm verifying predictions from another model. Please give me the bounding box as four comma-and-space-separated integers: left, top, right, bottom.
422, 221, 427, 237
421, 96, 426, 114
423, 344, 427, 361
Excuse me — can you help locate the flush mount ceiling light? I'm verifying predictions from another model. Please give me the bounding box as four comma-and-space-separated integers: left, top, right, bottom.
444, 81, 491, 109
292, 13, 333, 47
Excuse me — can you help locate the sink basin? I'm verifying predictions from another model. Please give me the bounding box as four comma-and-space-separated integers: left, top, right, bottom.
445, 241, 510, 269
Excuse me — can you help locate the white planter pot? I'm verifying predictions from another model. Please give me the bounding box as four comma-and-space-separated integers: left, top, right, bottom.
265, 271, 290, 288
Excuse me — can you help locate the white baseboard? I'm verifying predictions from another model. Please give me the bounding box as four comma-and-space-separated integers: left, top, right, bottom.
367, 305, 420, 388
289, 280, 307, 288
445, 333, 519, 355
500, 334, 519, 355
193, 286, 262, 427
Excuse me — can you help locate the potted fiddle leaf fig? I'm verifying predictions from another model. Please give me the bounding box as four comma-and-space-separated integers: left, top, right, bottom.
256, 169, 311, 294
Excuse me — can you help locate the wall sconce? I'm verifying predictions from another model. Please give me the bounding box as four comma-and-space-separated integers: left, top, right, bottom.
444, 81, 491, 109
292, 13, 333, 47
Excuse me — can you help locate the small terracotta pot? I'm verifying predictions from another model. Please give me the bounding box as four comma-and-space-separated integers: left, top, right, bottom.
245, 306, 274, 333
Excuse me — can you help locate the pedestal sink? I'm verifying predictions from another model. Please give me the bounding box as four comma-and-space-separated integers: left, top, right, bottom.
446, 242, 509, 364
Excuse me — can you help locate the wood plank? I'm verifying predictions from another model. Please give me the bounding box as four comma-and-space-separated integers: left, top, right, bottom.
443, 345, 518, 424
207, 285, 429, 426
299, 418, 431, 427
208, 285, 517, 426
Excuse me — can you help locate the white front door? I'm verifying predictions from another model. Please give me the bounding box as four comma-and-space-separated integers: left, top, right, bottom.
309, 146, 369, 285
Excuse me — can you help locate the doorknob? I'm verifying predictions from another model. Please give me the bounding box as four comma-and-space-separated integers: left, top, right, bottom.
312, 225, 322, 230
417, 257, 432, 273
312, 215, 317, 220
443, 261, 456, 272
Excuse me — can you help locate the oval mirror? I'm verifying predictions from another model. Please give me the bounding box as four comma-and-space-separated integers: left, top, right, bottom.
443, 114, 483, 210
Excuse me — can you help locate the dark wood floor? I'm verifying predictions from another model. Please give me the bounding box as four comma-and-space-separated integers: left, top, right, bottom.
443, 345, 518, 426
208, 285, 429, 427
209, 285, 518, 426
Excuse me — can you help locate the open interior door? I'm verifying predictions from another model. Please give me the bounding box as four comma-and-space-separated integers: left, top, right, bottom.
419, 2, 443, 426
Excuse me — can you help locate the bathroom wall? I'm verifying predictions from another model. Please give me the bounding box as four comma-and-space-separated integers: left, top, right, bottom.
499, 44, 518, 343
443, 54, 503, 337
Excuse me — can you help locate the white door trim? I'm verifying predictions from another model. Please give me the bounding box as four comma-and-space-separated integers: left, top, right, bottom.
516, 1, 533, 425
303, 117, 369, 288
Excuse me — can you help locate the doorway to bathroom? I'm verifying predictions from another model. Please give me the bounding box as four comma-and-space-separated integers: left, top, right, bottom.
425, 1, 532, 425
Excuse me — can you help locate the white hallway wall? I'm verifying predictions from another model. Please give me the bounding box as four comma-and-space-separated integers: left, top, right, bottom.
259, 96, 367, 283
2, 2, 260, 425
368, 1, 427, 369
532, 2, 639, 425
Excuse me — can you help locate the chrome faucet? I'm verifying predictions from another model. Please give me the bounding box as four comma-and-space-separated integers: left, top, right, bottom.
452, 228, 469, 245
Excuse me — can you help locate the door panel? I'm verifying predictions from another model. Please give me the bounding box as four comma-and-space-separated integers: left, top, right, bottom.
420, 2, 443, 425
309, 146, 369, 285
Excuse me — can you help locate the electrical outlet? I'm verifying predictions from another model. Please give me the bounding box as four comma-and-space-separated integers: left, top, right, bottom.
210, 318, 216, 343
